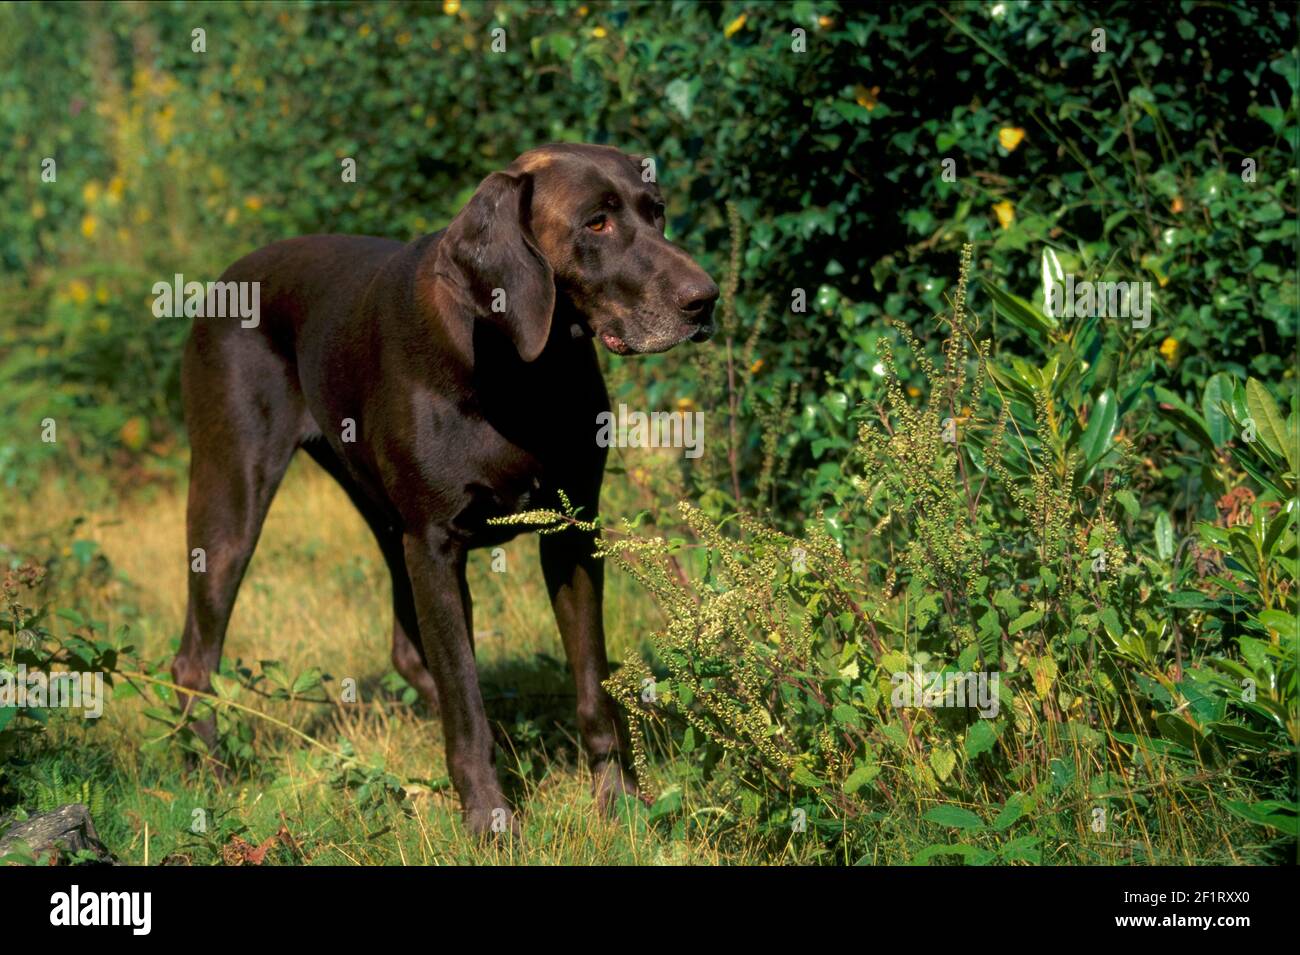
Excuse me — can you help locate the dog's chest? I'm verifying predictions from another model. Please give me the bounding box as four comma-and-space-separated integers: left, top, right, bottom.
442, 426, 550, 535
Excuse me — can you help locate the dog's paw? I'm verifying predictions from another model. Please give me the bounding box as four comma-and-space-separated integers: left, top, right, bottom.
463, 802, 520, 841
591, 759, 643, 814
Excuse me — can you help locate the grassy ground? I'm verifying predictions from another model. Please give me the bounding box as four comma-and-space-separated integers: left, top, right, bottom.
2, 454, 1285, 866
3, 454, 748, 865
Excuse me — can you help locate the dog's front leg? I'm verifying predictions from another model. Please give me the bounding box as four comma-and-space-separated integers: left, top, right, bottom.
402, 530, 514, 838
539, 529, 640, 813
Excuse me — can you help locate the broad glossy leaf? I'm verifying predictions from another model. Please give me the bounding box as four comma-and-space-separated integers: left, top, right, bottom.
1202, 372, 1237, 447
1246, 378, 1294, 470
1080, 388, 1118, 469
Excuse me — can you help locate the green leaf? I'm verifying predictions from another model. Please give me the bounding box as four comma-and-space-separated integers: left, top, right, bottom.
210, 673, 239, 700
909, 843, 983, 865
1154, 511, 1174, 561
964, 720, 997, 760
1221, 799, 1299, 835
844, 760, 880, 794
291, 668, 323, 695
1000, 835, 1041, 863
993, 793, 1028, 830
1246, 378, 1295, 470
922, 805, 986, 830
261, 660, 291, 691
1079, 389, 1118, 468
929, 746, 957, 782
980, 279, 1058, 341
1099, 607, 1122, 641
832, 702, 863, 728
1009, 609, 1043, 635
791, 764, 825, 789
1258, 609, 1298, 640
1115, 489, 1140, 518
648, 785, 682, 821
1202, 372, 1236, 447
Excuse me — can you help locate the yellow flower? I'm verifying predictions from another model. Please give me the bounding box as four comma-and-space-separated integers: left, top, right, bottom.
30, 200, 45, 220
676, 397, 696, 414
818, 15, 834, 28
578, 5, 589, 15
749, 358, 764, 374
120, 417, 147, 451
854, 84, 880, 111
82, 181, 101, 204
992, 200, 1015, 230
592, 26, 607, 38
95, 283, 110, 304
907, 385, 921, 398
397, 32, 411, 45
1170, 195, 1184, 214
998, 126, 1026, 151
80, 215, 98, 238
107, 176, 125, 204
244, 196, 263, 211
1159, 337, 1180, 363
443, 0, 460, 12
68, 279, 90, 304
358, 23, 371, 37
724, 13, 747, 37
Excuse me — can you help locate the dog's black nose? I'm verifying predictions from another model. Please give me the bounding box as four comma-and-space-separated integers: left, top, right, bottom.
676, 280, 720, 320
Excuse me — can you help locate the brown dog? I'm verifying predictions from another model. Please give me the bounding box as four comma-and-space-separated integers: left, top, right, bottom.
172, 143, 718, 835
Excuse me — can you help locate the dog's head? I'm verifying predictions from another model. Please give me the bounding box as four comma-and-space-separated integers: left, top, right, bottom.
436, 143, 719, 361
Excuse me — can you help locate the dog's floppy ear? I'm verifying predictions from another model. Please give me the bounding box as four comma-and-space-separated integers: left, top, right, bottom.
436, 171, 554, 362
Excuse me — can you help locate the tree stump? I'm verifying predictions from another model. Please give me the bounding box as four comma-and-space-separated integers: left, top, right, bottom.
0, 804, 116, 864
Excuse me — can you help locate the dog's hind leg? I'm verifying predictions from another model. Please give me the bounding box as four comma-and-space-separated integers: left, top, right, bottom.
172, 325, 305, 766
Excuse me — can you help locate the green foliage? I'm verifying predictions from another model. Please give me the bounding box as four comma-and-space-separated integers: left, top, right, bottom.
516, 246, 1293, 863
2, 1, 1295, 499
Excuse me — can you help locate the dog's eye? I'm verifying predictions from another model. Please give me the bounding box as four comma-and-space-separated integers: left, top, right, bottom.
586, 214, 610, 233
